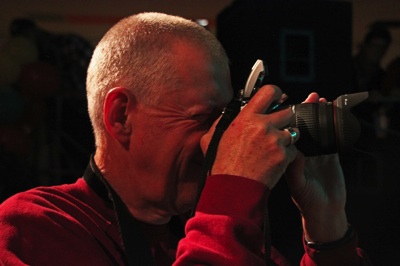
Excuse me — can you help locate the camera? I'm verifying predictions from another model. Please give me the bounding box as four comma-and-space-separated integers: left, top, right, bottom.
241, 60, 368, 156
288, 93, 368, 156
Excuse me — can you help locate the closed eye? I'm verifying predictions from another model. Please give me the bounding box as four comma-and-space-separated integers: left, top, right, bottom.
190, 109, 222, 126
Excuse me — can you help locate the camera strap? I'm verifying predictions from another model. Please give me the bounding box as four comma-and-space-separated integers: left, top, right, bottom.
83, 156, 155, 266
190, 97, 243, 217
190, 97, 275, 266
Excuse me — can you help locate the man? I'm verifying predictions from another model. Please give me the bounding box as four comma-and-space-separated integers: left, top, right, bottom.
0, 12, 370, 265
351, 27, 392, 144
352, 27, 392, 94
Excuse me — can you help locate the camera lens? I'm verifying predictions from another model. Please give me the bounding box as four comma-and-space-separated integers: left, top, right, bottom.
290, 103, 337, 156
289, 92, 368, 156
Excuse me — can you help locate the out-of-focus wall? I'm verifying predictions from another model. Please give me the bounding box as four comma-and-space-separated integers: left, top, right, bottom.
0, 0, 232, 45
1, 0, 400, 66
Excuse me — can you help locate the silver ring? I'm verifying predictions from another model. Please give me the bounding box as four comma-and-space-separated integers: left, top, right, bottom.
284, 127, 298, 146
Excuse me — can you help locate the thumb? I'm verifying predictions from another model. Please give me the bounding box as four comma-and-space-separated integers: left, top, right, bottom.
285, 152, 306, 183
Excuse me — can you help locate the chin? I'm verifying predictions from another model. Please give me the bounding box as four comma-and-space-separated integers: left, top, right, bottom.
174, 192, 197, 216
174, 166, 202, 213
151, 215, 173, 225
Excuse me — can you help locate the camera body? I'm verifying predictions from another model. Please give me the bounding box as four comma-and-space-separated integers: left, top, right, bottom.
241, 60, 368, 156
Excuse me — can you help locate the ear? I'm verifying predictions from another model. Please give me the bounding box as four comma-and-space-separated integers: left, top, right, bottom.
104, 87, 135, 149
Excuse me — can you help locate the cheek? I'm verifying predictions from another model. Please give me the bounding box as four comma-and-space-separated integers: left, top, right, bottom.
176, 135, 202, 162
187, 128, 208, 150
176, 129, 208, 164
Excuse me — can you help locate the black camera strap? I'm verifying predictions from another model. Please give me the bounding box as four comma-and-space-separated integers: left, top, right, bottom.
190, 97, 275, 266
83, 156, 154, 266
190, 97, 242, 217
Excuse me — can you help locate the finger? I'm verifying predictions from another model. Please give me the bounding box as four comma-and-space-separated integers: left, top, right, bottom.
303, 92, 320, 103
285, 151, 306, 182
266, 107, 295, 129
242, 85, 283, 114
282, 126, 300, 146
286, 144, 299, 165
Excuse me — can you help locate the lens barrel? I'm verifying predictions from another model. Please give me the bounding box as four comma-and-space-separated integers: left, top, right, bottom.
290, 103, 337, 156
288, 92, 368, 156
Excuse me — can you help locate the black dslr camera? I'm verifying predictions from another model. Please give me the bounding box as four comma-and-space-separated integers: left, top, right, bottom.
240, 60, 368, 156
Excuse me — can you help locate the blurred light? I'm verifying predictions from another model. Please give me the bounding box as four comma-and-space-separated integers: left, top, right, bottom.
196, 19, 209, 27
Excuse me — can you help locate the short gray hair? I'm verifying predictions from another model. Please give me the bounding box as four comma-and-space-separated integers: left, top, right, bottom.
86, 12, 229, 147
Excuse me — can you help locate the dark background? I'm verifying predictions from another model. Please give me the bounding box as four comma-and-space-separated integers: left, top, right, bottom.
1, 0, 400, 265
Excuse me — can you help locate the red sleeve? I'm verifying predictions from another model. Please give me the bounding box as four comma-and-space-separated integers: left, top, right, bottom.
174, 174, 282, 265
174, 174, 372, 266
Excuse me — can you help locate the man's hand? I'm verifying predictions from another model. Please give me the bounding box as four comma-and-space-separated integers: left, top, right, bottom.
201, 85, 298, 189
285, 92, 348, 243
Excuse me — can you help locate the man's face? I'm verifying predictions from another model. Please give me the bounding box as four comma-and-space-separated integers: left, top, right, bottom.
129, 43, 232, 221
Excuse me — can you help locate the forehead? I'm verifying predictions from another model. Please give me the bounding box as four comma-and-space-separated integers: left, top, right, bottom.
169, 41, 232, 107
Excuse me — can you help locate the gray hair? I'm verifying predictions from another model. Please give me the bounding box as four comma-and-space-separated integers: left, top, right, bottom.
86, 12, 229, 147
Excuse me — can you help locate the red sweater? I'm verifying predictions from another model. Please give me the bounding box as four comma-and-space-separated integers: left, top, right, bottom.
0, 175, 369, 265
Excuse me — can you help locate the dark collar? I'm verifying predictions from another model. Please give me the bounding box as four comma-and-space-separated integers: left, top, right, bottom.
83, 154, 154, 266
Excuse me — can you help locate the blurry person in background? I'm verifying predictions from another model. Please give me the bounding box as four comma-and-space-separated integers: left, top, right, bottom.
352, 27, 392, 96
